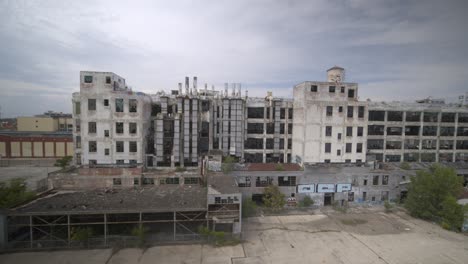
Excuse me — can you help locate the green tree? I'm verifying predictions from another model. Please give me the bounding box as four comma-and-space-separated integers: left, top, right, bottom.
221, 156, 236, 174
405, 165, 464, 230
262, 185, 285, 210
55, 156, 73, 169
242, 198, 257, 218
440, 196, 464, 231
71, 227, 93, 247
0, 179, 35, 208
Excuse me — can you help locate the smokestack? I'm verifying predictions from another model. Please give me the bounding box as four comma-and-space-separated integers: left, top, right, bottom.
185, 77, 189, 95
246, 90, 248, 98
204, 83, 208, 94
231, 83, 236, 97
212, 85, 215, 91
224, 83, 228, 97
237, 83, 241, 97
193, 76, 198, 95
178, 83, 182, 95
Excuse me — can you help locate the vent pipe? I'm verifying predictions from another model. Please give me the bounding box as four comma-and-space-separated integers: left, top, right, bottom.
185, 77, 189, 95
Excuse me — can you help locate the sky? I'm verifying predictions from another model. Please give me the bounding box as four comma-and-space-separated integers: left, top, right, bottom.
0, 0, 467, 117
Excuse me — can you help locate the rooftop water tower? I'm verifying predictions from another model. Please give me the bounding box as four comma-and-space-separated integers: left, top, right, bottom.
327, 66, 345, 83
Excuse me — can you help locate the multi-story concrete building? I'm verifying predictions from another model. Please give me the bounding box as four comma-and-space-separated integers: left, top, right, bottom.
292, 66, 367, 165
72, 71, 152, 166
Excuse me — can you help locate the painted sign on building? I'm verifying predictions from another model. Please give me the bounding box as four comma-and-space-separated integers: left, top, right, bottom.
297, 184, 315, 193
317, 184, 335, 193
336, 183, 352, 192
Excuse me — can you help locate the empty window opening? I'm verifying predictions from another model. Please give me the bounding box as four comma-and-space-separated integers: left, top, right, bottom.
310, 85, 318, 92
348, 89, 355, 98
387, 127, 402, 136
129, 123, 137, 134
441, 113, 455, 123
88, 122, 96, 134
84, 75, 93, 83
89, 141, 97, 153
357, 127, 363, 137
387, 111, 403, 121
368, 125, 384, 135
106, 76, 111, 84
329, 86, 336, 93
326, 106, 333, 116
129, 141, 137, 152
406, 112, 421, 122
325, 143, 331, 153
116, 141, 124, 152
278, 176, 296, 186
326, 126, 332, 137
347, 106, 354, 118
405, 126, 420, 136
116, 122, 124, 134
368, 111, 385, 121
247, 107, 264, 118
346, 126, 353, 137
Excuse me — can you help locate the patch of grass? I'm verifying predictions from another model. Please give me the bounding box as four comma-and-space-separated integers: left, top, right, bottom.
340, 219, 368, 226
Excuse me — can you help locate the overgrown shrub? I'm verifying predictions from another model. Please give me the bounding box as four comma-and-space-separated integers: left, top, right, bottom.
384, 200, 394, 213
175, 166, 186, 172
71, 227, 93, 247
400, 162, 411, 170
275, 164, 284, 171
298, 196, 314, 207
131, 225, 149, 247
221, 156, 236, 174
55, 156, 73, 169
0, 179, 35, 208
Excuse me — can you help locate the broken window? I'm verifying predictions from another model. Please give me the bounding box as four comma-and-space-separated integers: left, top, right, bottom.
405, 126, 420, 136
325, 143, 331, 153
363, 179, 367, 186
163, 120, 174, 137
326, 106, 333, 116
116, 122, 124, 134
115, 99, 124, 112
247, 107, 264, 118
347, 106, 354, 118
337, 149, 341, 156
76, 136, 81, 148
457, 127, 468, 136
358, 106, 365, 118
373, 175, 379, 185
143, 178, 155, 185
184, 177, 199, 185
329, 86, 336, 93
338, 106, 343, 113
279, 138, 285, 149
404, 153, 419, 162
356, 143, 363, 153
237, 176, 251, 187
368, 125, 384, 135
89, 141, 97, 153
280, 123, 285, 134
310, 85, 318, 92
247, 123, 263, 134
387, 127, 402, 136
104, 99, 109, 107
200, 122, 209, 137
440, 127, 455, 136
280, 108, 286, 119
423, 112, 439, 122
406, 112, 421, 122
346, 143, 352, 153
459, 113, 468, 123
421, 140, 436, 150
288, 139, 292, 149
288, 108, 293, 119
129, 123, 137, 134
201, 100, 210, 112
385, 155, 401, 162
113, 178, 121, 185
129, 99, 138, 113
266, 123, 275, 134
105, 148, 109, 156
382, 175, 389, 185
346, 126, 353, 137
105, 76, 111, 84
266, 139, 274, 149
421, 153, 436, 162
326, 126, 332, 137
404, 139, 419, 149
423, 126, 437, 136
348, 89, 355, 98
338, 133, 342, 140
288, 124, 293, 134
439, 140, 454, 150
165, 178, 180, 184
368, 139, 384, 150
104, 130, 109, 137
88, 122, 96, 134
151, 104, 161, 116
244, 138, 263, 149
84, 75, 93, 83
455, 153, 468, 162
244, 153, 263, 163
456, 140, 468, 149
116, 159, 124, 165
439, 153, 453, 162
341, 86, 345, 93
116, 141, 124, 152
387, 111, 403, 121
441, 113, 455, 123
357, 127, 363, 137
368, 111, 385, 121
278, 176, 296, 186
386, 141, 402, 150
256, 176, 273, 187
75, 102, 81, 115
88, 99, 96, 111
129, 141, 137, 152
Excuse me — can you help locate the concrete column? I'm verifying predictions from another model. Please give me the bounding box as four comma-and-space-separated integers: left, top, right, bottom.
0, 213, 7, 250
